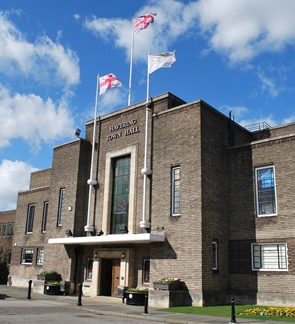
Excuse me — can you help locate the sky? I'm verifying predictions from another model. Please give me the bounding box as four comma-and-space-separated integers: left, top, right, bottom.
1, 0, 295, 211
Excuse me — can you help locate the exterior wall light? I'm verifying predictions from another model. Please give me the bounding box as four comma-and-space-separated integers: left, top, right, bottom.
75, 128, 81, 137
121, 252, 125, 260
66, 229, 73, 237
96, 230, 104, 236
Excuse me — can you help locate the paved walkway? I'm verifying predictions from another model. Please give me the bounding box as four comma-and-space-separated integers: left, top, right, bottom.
0, 285, 284, 324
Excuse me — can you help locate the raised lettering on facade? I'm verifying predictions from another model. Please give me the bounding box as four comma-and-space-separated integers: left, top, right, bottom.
107, 119, 140, 141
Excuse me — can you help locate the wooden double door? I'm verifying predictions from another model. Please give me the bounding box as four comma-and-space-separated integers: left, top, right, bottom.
100, 258, 120, 297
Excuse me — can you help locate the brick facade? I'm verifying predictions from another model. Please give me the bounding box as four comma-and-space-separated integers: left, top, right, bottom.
4, 92, 295, 306
0, 209, 15, 266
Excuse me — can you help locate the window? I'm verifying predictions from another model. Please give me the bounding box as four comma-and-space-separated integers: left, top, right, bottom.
252, 243, 287, 271
142, 259, 150, 284
42, 202, 48, 233
57, 188, 66, 226
11, 222, 14, 237
26, 204, 35, 233
36, 248, 44, 265
255, 166, 277, 216
110, 156, 130, 234
212, 241, 218, 270
171, 166, 180, 216
21, 248, 33, 264
7, 223, 12, 237
86, 258, 93, 280
2, 223, 7, 237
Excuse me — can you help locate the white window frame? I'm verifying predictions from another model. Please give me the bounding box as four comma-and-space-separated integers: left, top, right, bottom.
36, 248, 44, 265
255, 166, 277, 217
212, 241, 218, 270
171, 166, 180, 216
57, 188, 65, 226
142, 258, 150, 284
102, 146, 137, 235
21, 248, 34, 265
86, 258, 93, 280
251, 243, 288, 271
42, 201, 48, 233
26, 204, 35, 234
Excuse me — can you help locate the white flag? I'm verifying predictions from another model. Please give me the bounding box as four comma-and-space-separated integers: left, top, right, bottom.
99, 73, 122, 95
148, 51, 176, 74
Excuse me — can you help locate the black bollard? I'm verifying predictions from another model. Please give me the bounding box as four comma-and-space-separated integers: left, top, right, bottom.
27, 280, 32, 299
230, 297, 236, 323
77, 283, 82, 306
143, 291, 148, 314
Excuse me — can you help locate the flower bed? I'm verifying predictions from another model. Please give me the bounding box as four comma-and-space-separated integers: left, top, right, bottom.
153, 278, 180, 290
239, 306, 295, 318
37, 270, 58, 281
125, 288, 148, 306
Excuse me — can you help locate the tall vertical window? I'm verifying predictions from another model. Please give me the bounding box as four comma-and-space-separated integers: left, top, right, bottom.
21, 248, 33, 264
111, 156, 130, 234
252, 243, 287, 271
26, 204, 35, 233
11, 222, 14, 237
42, 202, 48, 233
86, 258, 93, 280
36, 248, 44, 265
212, 241, 218, 270
7, 223, 12, 237
171, 166, 180, 216
2, 223, 7, 237
142, 259, 150, 284
255, 166, 277, 216
57, 188, 66, 226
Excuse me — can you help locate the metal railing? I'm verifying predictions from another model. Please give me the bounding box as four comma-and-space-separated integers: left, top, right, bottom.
245, 122, 271, 132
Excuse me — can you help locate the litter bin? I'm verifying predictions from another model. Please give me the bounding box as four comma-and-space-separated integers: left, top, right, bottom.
60, 281, 70, 295
118, 285, 129, 303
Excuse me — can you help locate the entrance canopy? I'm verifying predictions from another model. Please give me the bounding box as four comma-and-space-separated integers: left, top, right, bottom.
48, 233, 165, 245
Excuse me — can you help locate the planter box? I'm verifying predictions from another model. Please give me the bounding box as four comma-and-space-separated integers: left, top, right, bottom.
37, 273, 58, 281
126, 292, 147, 306
153, 280, 180, 290
45, 285, 61, 295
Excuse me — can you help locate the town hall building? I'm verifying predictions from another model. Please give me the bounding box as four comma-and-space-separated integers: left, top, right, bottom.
5, 92, 295, 306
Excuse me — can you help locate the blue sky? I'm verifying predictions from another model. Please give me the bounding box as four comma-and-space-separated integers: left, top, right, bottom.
1, 0, 295, 211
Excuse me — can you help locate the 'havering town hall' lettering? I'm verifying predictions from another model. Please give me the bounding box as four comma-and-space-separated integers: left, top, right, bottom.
107, 119, 140, 141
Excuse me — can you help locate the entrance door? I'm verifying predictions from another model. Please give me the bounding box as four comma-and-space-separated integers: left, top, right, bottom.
111, 259, 120, 297
100, 258, 120, 297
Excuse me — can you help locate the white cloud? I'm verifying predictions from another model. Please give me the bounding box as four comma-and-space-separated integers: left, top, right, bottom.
83, 0, 199, 62
219, 104, 279, 128
220, 105, 249, 120
0, 11, 80, 88
282, 115, 295, 125
73, 14, 81, 21
239, 116, 277, 129
257, 72, 280, 97
0, 85, 75, 151
99, 89, 127, 115
196, 0, 295, 63
83, 0, 295, 65
0, 160, 38, 211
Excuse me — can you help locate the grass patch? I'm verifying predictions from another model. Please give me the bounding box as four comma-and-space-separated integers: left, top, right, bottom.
158, 305, 295, 322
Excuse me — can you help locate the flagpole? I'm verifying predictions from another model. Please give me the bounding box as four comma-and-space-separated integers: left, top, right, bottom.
128, 18, 135, 106
85, 75, 99, 233
140, 52, 152, 229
